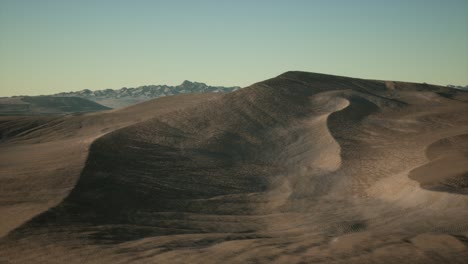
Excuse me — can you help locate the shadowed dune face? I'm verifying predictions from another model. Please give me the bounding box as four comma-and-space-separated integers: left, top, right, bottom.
0, 94, 222, 238
1, 72, 468, 263
409, 134, 468, 194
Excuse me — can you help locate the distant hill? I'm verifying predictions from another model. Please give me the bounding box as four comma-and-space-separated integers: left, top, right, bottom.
53, 80, 241, 108
447, 85, 468, 91
0, 96, 110, 116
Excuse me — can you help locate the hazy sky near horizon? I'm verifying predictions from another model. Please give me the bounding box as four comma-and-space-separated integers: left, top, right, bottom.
1, 0, 467, 96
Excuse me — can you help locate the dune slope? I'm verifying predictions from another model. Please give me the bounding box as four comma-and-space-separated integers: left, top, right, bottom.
1, 72, 467, 263
0, 93, 221, 238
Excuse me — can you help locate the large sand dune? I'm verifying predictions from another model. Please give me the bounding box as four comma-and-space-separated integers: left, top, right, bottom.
0, 72, 467, 263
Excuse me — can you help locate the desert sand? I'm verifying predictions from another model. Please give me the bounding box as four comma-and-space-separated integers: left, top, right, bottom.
0, 72, 467, 263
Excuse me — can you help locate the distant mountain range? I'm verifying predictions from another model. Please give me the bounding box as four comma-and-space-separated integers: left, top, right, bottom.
0, 81, 241, 116
52, 80, 241, 108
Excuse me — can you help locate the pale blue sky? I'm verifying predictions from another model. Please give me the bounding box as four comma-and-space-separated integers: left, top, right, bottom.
1, 0, 467, 96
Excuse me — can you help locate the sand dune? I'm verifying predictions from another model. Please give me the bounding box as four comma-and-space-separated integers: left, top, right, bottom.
409, 134, 468, 193
0, 93, 221, 238
0, 72, 467, 263
0, 96, 110, 116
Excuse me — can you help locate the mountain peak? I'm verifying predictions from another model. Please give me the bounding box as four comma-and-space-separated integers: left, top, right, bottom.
181, 80, 193, 85
50, 81, 241, 108
179, 80, 207, 87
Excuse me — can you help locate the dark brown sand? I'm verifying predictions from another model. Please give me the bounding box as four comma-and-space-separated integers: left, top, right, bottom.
0, 72, 467, 263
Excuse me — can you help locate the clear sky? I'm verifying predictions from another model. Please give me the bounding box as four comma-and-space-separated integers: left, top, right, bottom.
1, 0, 467, 96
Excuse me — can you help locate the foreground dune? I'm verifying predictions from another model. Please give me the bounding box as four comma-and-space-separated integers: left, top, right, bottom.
0, 72, 467, 263
0, 94, 221, 238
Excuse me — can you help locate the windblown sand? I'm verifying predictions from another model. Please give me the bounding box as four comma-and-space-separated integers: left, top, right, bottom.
0, 72, 467, 263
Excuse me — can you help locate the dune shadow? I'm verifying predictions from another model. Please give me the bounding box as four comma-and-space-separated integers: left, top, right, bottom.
409, 134, 468, 195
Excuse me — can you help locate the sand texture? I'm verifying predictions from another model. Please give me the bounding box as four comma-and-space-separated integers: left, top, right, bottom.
0, 72, 467, 263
